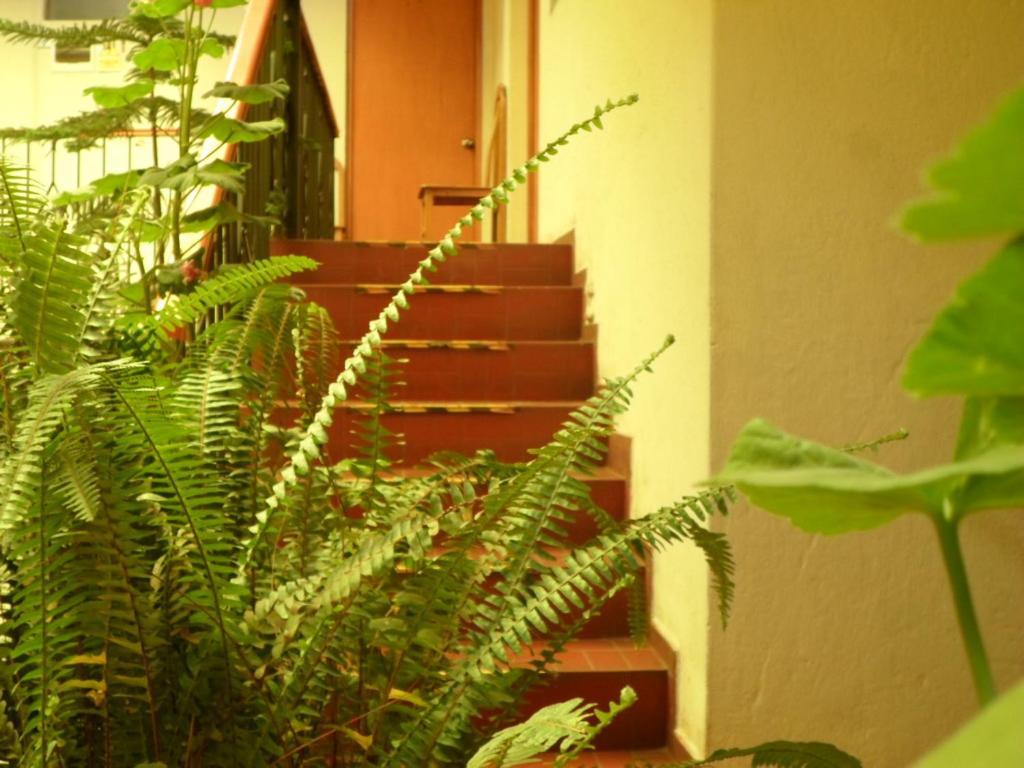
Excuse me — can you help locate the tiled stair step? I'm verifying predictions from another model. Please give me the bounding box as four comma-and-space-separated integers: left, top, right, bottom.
273, 239, 574, 286
296, 284, 583, 341
516, 638, 670, 751
303, 400, 591, 464
347, 466, 627, 545
536, 749, 675, 767
337, 339, 595, 401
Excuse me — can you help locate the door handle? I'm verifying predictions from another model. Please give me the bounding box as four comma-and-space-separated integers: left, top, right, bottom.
460, 138, 476, 149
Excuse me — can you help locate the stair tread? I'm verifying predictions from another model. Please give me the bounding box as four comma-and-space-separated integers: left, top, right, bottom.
337, 399, 584, 408
351, 464, 625, 481
295, 283, 576, 291
339, 338, 593, 346
537, 750, 676, 767
512, 638, 669, 674
275, 238, 573, 251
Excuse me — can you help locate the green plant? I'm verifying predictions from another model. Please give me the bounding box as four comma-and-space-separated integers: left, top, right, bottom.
0, 4, 749, 763
712, 82, 1024, 760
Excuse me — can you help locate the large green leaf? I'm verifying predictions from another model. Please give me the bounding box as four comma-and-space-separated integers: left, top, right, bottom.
904, 239, 1024, 397
133, 38, 186, 72
901, 86, 1024, 241
203, 79, 290, 105
181, 200, 275, 234
198, 115, 285, 144
132, 0, 190, 18
139, 156, 248, 194
712, 419, 1024, 533
913, 680, 1024, 767
84, 80, 153, 108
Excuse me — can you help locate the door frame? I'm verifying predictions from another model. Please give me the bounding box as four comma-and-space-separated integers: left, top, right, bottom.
345, 0, 483, 242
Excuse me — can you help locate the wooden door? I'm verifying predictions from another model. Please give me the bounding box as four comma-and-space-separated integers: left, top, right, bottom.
347, 0, 480, 241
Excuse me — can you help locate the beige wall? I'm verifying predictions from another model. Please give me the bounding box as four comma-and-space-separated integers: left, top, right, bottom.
536, 0, 714, 754
481, 0, 529, 241
536, 0, 1024, 763
708, 2, 1024, 766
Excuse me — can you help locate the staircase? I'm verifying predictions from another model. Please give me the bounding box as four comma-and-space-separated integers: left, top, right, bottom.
273, 238, 678, 765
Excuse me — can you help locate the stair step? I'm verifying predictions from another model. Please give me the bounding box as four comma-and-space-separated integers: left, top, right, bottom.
273, 239, 574, 286
536, 749, 676, 767
517, 638, 670, 751
278, 400, 586, 464
296, 284, 583, 341
337, 339, 595, 401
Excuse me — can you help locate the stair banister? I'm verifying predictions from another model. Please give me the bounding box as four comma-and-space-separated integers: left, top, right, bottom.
203, 0, 338, 272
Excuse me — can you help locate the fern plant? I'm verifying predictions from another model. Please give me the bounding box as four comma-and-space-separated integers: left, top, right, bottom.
0, 31, 747, 759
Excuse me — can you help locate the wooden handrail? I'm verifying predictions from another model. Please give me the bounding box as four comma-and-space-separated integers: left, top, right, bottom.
203, 0, 339, 270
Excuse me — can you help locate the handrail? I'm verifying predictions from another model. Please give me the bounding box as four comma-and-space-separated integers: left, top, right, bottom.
483, 84, 508, 242
202, 0, 338, 271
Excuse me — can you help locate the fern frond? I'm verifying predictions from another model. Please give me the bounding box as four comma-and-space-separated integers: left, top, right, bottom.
11, 222, 94, 374
0, 17, 149, 47
0, 364, 117, 533
101, 372, 244, 719
467, 696, 596, 768
150, 255, 316, 335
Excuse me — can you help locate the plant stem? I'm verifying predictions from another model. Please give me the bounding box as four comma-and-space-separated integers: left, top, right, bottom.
933, 511, 997, 706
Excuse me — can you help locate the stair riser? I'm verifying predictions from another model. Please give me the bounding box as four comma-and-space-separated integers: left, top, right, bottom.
523, 670, 668, 750
297, 286, 583, 341
273, 240, 574, 286
338, 343, 595, 401
275, 407, 583, 464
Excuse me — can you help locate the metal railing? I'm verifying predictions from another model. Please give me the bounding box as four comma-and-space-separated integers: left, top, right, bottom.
205, 0, 338, 270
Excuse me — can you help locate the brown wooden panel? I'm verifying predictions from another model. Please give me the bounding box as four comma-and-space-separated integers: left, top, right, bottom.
348, 0, 480, 240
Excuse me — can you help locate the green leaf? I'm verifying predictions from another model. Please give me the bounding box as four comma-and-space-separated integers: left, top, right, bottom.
180, 200, 274, 234
84, 80, 153, 108
198, 115, 286, 144
904, 239, 1024, 397
140, 156, 248, 194
133, 38, 186, 72
211, 0, 247, 6
131, 0, 190, 18
203, 79, 290, 105
92, 169, 143, 196
901, 86, 1024, 241
954, 397, 1024, 460
198, 37, 225, 60
684, 740, 862, 768
713, 419, 1024, 533
913, 681, 1024, 767
151, 255, 317, 332
195, 159, 249, 192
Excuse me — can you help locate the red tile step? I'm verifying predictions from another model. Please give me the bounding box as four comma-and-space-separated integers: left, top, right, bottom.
536, 750, 675, 767
279, 400, 588, 464
296, 284, 584, 341
273, 239, 574, 286
336, 339, 595, 402
516, 638, 670, 752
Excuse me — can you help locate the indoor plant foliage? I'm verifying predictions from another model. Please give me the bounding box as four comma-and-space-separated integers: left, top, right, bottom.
0, 2, 747, 764
713, 83, 1024, 764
